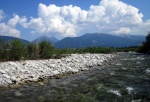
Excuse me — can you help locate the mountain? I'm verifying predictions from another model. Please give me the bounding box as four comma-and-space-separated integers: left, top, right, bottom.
0, 35, 30, 44
0, 33, 145, 49
32, 36, 59, 44
49, 37, 59, 43
116, 34, 145, 42
55, 33, 146, 48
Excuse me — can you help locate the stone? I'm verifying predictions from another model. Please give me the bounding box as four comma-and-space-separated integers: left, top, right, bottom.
38, 82, 44, 86
5, 78, 12, 84
11, 76, 17, 81
50, 64, 56, 68
51, 70, 59, 75
97, 62, 102, 66
0, 70, 5, 74
9, 62, 18, 67
2, 74, 11, 79
14, 91, 22, 96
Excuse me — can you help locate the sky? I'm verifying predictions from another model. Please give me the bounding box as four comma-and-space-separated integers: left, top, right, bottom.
0, 0, 150, 41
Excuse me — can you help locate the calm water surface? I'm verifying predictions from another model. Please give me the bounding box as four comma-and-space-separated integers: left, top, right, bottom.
0, 52, 150, 102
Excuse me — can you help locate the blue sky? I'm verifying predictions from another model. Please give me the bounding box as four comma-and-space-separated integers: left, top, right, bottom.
0, 0, 150, 41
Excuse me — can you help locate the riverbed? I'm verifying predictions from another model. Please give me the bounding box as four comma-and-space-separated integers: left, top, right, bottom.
0, 52, 150, 102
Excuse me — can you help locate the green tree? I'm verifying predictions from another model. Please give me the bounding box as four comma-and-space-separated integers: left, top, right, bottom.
0, 48, 2, 60
0, 39, 11, 60
39, 41, 55, 59
9, 39, 27, 60
27, 43, 39, 59
138, 32, 150, 53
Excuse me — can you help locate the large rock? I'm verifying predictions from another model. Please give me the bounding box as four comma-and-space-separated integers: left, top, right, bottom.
0, 70, 5, 74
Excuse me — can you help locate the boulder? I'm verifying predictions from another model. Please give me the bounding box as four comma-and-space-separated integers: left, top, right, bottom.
0, 70, 5, 74
2, 74, 11, 79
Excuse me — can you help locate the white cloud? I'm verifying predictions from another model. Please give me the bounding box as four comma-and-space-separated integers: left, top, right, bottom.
0, 10, 4, 21
0, 12, 22, 37
25, 0, 148, 37
131, 20, 150, 35
26, 17, 45, 33
0, 23, 20, 37
38, 3, 77, 37
8, 14, 27, 28
112, 27, 131, 34
16, 0, 150, 38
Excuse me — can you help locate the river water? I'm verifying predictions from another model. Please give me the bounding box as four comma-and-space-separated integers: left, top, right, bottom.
0, 52, 150, 102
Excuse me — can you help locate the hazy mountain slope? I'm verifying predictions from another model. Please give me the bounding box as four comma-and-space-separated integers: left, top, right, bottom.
0, 35, 30, 44
55, 33, 146, 48
32, 36, 59, 44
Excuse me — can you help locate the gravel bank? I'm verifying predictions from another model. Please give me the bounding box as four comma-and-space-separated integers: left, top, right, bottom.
0, 53, 115, 87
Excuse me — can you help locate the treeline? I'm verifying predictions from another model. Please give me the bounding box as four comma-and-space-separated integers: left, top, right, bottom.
0, 39, 115, 61
0, 39, 56, 61
0, 39, 137, 61
0, 32, 150, 61
138, 32, 150, 53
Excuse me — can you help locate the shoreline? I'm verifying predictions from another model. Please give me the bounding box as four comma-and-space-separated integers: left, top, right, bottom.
0, 53, 115, 88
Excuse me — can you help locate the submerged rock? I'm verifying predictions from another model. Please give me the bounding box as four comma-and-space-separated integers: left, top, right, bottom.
14, 91, 22, 97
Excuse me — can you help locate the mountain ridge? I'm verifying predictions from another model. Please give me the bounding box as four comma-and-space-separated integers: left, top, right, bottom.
0, 35, 30, 44
0, 33, 146, 48
32, 36, 59, 44
55, 33, 146, 48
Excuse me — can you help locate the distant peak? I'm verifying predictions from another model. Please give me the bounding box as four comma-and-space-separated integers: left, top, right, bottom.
32, 35, 59, 44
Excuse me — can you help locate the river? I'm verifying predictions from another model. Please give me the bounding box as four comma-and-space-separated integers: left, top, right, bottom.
0, 52, 150, 102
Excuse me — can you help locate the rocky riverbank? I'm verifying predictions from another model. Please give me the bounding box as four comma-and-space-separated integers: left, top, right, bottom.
0, 53, 115, 87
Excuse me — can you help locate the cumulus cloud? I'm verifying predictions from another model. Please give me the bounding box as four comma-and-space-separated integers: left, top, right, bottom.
112, 27, 131, 34
2, 0, 147, 38
22, 0, 150, 38
8, 14, 27, 28
0, 13, 23, 37
0, 23, 20, 37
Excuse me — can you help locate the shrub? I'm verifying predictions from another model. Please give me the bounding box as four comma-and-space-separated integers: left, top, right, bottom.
9, 39, 27, 60
138, 32, 150, 53
39, 41, 55, 59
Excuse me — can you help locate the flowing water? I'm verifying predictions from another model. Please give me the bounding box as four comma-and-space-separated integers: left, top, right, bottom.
0, 52, 150, 102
